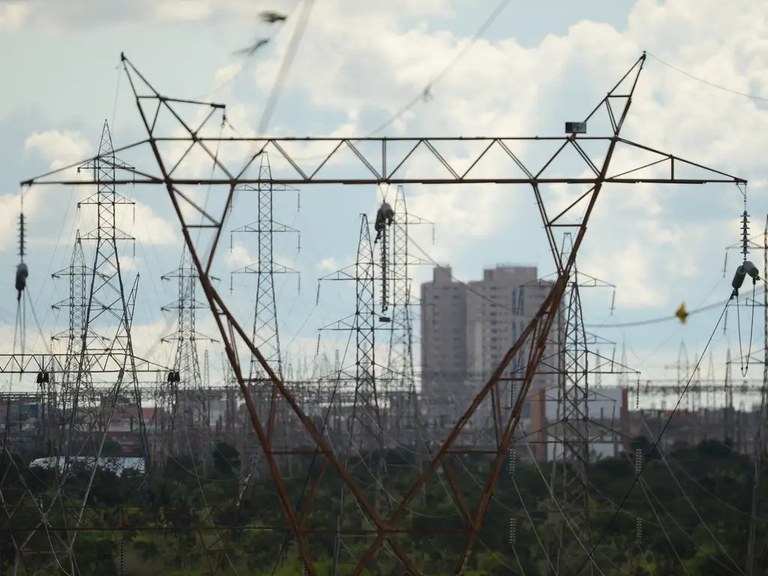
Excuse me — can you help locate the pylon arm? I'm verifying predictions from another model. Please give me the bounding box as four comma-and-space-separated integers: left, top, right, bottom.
24, 135, 745, 188
0, 352, 170, 374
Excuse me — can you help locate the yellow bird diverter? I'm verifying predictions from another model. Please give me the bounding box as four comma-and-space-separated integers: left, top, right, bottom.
675, 303, 688, 324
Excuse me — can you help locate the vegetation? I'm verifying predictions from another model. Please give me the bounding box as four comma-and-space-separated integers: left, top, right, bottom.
1, 437, 766, 575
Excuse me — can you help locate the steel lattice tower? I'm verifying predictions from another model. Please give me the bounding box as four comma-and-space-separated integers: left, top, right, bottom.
385, 186, 419, 445
352, 214, 381, 446
231, 152, 297, 449
324, 214, 388, 574
544, 230, 626, 574
162, 247, 239, 576
51, 233, 88, 451
554, 272, 596, 575
39, 120, 148, 573
319, 214, 384, 448
75, 120, 147, 458
320, 214, 383, 447
161, 246, 209, 458
15, 124, 168, 574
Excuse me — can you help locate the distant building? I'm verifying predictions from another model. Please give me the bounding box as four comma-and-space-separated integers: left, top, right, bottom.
420, 265, 554, 427
420, 266, 467, 412
527, 386, 629, 462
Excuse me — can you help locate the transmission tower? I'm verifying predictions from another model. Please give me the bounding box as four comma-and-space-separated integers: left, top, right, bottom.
74, 120, 147, 458
321, 213, 389, 573
539, 233, 633, 574
554, 271, 596, 574
54, 121, 146, 570
319, 214, 383, 450
160, 246, 211, 459
27, 53, 748, 575
352, 215, 382, 450
231, 153, 298, 382
50, 233, 88, 453
14, 120, 150, 573
230, 151, 298, 472
385, 186, 421, 445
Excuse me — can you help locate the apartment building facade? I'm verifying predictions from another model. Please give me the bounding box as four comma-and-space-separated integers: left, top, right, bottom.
420, 265, 554, 428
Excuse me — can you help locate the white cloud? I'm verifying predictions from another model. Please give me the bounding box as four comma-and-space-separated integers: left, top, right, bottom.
211, 62, 243, 93
316, 257, 338, 273
130, 317, 178, 364
226, 243, 253, 269
407, 185, 517, 252
0, 3, 28, 30
74, 199, 178, 247
153, 0, 211, 22
117, 255, 140, 272
24, 130, 91, 170
124, 202, 178, 246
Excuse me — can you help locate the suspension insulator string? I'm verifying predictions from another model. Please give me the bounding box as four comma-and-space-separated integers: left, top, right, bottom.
729, 187, 759, 376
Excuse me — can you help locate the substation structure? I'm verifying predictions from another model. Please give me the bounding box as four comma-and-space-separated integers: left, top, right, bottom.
24, 52, 748, 575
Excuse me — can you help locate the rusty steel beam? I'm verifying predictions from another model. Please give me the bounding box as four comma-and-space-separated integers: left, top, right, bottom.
351, 300, 545, 573
456, 120, 620, 569
456, 298, 561, 573
121, 61, 413, 573
20, 51, 750, 575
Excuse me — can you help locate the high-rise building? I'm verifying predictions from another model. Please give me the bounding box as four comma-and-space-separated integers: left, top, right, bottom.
420, 266, 467, 396
420, 265, 553, 425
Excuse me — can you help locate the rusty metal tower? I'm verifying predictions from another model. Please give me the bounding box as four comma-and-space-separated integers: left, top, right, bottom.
25, 53, 749, 575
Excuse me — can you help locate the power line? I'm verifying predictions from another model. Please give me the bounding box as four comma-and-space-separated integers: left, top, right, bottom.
257, 0, 316, 134
575, 299, 730, 574
647, 51, 768, 104
639, 414, 745, 574
638, 474, 740, 575
367, 0, 511, 136
587, 289, 763, 329
636, 476, 692, 576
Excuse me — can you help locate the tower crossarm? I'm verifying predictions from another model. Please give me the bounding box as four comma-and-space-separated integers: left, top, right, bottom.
0, 352, 170, 374
26, 135, 745, 188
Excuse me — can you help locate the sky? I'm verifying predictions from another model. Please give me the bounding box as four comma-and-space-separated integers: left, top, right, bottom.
0, 0, 767, 401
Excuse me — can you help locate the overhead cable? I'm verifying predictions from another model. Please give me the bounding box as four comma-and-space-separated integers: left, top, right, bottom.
574, 299, 730, 574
